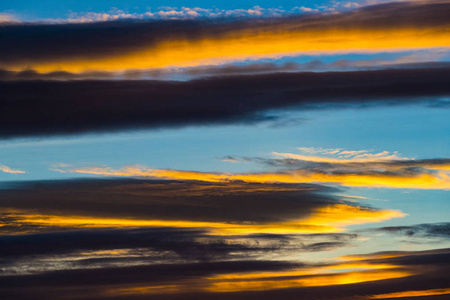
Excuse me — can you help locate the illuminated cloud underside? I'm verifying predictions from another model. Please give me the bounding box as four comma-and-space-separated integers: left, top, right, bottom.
107, 261, 414, 296
62, 160, 450, 189
368, 288, 450, 299
11, 29, 450, 73
1, 1, 449, 73
2, 203, 404, 235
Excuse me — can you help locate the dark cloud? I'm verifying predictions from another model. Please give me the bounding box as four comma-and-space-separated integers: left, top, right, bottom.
232, 156, 450, 179
240, 156, 450, 169
0, 179, 342, 226
301, 242, 347, 251
0, 246, 449, 300
374, 222, 450, 239
0, 66, 449, 138
202, 156, 450, 190
0, 227, 357, 263
0, 227, 357, 281
2, 61, 450, 81
0, 260, 302, 299
0, 1, 448, 68
0, 178, 362, 283
0, 227, 234, 260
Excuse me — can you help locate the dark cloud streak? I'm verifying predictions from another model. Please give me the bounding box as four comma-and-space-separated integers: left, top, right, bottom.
374, 223, 450, 239
0, 67, 449, 138
0, 179, 341, 224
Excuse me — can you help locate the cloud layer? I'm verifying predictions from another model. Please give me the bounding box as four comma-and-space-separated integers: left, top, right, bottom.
1, 1, 449, 73
0, 179, 404, 235
61, 148, 450, 189
1, 67, 449, 138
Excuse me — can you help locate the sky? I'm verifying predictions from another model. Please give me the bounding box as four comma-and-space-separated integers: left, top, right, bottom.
0, 0, 449, 299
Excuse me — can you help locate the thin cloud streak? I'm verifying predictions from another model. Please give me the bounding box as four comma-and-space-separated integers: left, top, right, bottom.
61, 154, 450, 189
1, 60, 449, 81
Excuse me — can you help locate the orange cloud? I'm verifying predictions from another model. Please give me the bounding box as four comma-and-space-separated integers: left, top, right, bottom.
368, 288, 450, 299
206, 269, 412, 293
60, 163, 450, 189
108, 263, 413, 296
10, 28, 449, 74
1, 203, 404, 235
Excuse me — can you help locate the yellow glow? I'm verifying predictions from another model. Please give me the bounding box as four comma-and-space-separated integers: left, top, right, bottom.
108, 262, 413, 296
299, 204, 406, 228
65, 165, 450, 189
110, 269, 412, 295
368, 288, 450, 299
337, 253, 407, 262
1, 203, 403, 235
6, 27, 450, 73
207, 270, 412, 293
323, 263, 399, 271
211, 263, 398, 280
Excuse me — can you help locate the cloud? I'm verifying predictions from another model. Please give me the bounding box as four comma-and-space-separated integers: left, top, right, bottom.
2, 59, 449, 81
367, 288, 450, 299
274, 148, 411, 163
219, 156, 239, 163
1, 246, 449, 299
60, 6, 289, 23
373, 222, 450, 239
0, 227, 359, 278
0, 164, 25, 174
0, 13, 18, 23
215, 151, 450, 189
1, 66, 450, 139
0, 1, 449, 73
0, 178, 404, 235
60, 151, 450, 189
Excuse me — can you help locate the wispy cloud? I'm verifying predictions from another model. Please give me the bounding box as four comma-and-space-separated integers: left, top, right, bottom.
275, 148, 411, 163
0, 164, 25, 174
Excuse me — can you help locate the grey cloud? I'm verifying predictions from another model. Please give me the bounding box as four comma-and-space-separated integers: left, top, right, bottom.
0, 179, 342, 225
0, 67, 449, 139
374, 222, 450, 239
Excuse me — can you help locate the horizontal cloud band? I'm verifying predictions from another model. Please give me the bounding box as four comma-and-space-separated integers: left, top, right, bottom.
1, 67, 449, 138
1, 1, 449, 72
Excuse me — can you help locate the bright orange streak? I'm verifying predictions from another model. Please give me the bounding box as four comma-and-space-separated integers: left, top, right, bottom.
64, 165, 450, 189
211, 263, 399, 280
368, 288, 450, 299
207, 270, 412, 293
1, 203, 403, 235
337, 254, 406, 262
7, 27, 450, 73
110, 269, 413, 295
